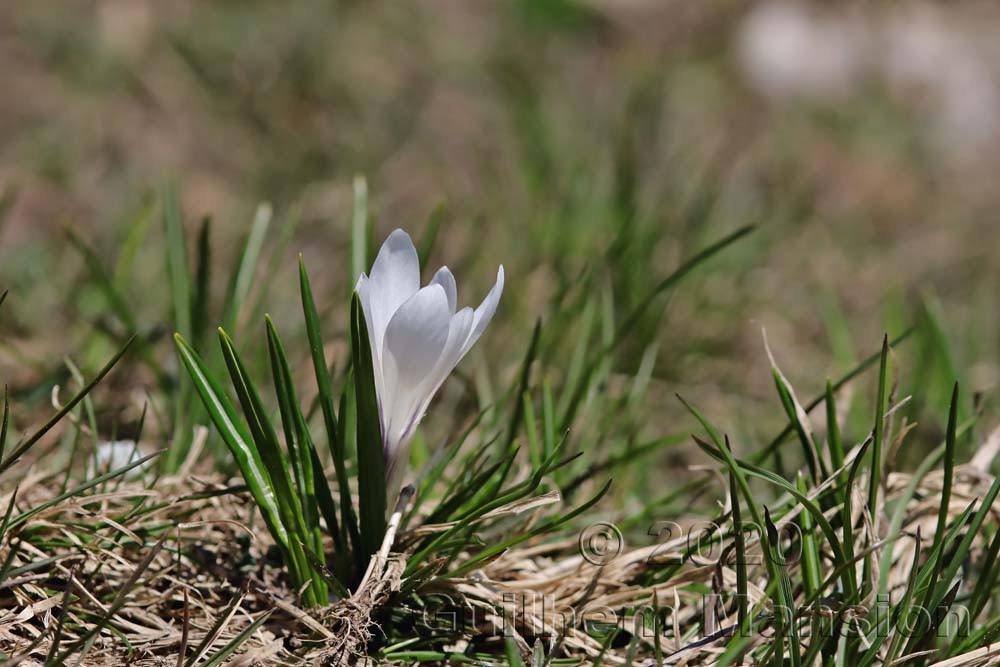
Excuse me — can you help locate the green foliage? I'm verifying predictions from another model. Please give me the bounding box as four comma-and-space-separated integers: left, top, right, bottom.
351, 293, 387, 565
5, 166, 1000, 663
169, 185, 388, 600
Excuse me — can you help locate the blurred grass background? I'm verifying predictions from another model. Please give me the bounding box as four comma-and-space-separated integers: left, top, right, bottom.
0, 0, 998, 475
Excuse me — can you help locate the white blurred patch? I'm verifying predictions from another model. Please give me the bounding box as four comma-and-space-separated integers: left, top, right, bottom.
90, 440, 149, 478
882, 7, 1000, 159
735, 2, 1000, 161
736, 3, 868, 103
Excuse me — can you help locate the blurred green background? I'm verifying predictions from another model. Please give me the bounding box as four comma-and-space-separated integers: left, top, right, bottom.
1, 0, 998, 475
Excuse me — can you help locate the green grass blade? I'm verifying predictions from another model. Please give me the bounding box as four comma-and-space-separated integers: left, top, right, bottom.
921, 294, 969, 440
0, 337, 135, 475
824, 380, 845, 493
351, 293, 387, 566
840, 437, 873, 599
113, 196, 156, 285
192, 216, 213, 343
351, 175, 369, 284
931, 477, 1000, 608
968, 525, 1000, 624
0, 389, 9, 467
222, 203, 272, 333
765, 334, 826, 484
309, 443, 341, 550
614, 225, 755, 350
417, 201, 444, 268
868, 334, 890, 509
300, 257, 358, 554
265, 316, 325, 564
522, 391, 541, 470
915, 382, 959, 615
217, 328, 318, 604
764, 508, 800, 667
866, 532, 923, 667
505, 637, 524, 667
172, 334, 291, 555
504, 319, 542, 452
729, 471, 748, 629
691, 434, 851, 595
446, 479, 612, 578
753, 327, 914, 466
184, 589, 246, 666
198, 611, 274, 667
677, 396, 763, 529
265, 317, 315, 521
163, 179, 192, 341
65, 226, 140, 333
863, 334, 891, 596
560, 226, 755, 433
795, 473, 821, 599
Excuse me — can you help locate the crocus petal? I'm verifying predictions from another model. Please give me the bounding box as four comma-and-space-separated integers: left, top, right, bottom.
366, 229, 420, 355
90, 440, 148, 478
380, 284, 451, 456
419, 306, 475, 407
461, 265, 505, 356
384, 306, 473, 497
430, 266, 458, 313
355, 273, 387, 409
355, 229, 504, 499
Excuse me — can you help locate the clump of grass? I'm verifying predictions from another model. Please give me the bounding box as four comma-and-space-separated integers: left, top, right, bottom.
163, 171, 753, 610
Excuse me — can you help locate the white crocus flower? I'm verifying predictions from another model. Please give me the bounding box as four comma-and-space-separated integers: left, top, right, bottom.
355, 229, 504, 494
90, 440, 150, 478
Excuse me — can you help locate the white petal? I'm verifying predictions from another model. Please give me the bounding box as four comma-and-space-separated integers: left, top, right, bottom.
367, 229, 420, 355
461, 265, 504, 356
355, 273, 386, 410
397, 265, 503, 452
380, 284, 451, 455
385, 307, 473, 498
354, 273, 375, 353
420, 307, 475, 402
90, 440, 148, 478
430, 266, 457, 313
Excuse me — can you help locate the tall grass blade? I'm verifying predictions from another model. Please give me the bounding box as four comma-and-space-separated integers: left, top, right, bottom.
863, 334, 890, 596
351, 293, 387, 566
916, 383, 960, 617
764, 508, 800, 667
163, 179, 192, 340
222, 203, 272, 333
198, 611, 274, 667
417, 201, 444, 268
765, 332, 826, 484
504, 319, 542, 452
754, 327, 914, 466
729, 470, 748, 629
173, 334, 292, 555
351, 175, 369, 284
192, 216, 213, 343
217, 328, 318, 604
561, 225, 755, 433
824, 380, 846, 492
0, 337, 135, 475
265, 316, 323, 561
300, 257, 358, 554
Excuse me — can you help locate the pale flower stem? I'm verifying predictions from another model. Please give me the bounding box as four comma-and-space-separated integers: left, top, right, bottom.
355, 484, 414, 594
